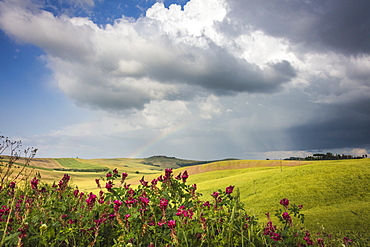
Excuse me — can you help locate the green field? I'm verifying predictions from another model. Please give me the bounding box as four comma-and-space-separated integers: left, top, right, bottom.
183, 159, 370, 239
4, 156, 370, 241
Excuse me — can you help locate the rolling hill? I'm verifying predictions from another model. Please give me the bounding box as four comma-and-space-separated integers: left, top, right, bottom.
1, 155, 369, 241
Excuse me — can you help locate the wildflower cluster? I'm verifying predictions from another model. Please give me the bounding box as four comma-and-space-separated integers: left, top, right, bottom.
0, 168, 358, 246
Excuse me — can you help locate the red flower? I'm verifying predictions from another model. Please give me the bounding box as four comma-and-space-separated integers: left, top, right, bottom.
105, 181, 113, 191
95, 179, 101, 188
113, 200, 122, 206
160, 198, 169, 210
317, 238, 325, 247
121, 173, 128, 183
181, 171, 189, 183
9, 181, 16, 188
279, 198, 289, 208
86, 193, 97, 207
30, 177, 39, 190
343, 237, 353, 245
167, 220, 176, 229
282, 212, 292, 224
140, 177, 148, 187
225, 185, 234, 194
211, 191, 219, 198
140, 197, 150, 206
151, 178, 158, 186
271, 233, 282, 241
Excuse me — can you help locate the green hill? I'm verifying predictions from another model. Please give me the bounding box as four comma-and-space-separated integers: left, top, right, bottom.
181, 159, 370, 240
3, 155, 369, 241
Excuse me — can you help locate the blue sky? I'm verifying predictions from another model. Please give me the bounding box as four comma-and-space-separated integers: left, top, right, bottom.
0, 0, 369, 160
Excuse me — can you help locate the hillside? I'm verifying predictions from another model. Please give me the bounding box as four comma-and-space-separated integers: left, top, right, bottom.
1, 155, 213, 190
128, 158, 370, 240
1, 155, 369, 241
181, 159, 370, 240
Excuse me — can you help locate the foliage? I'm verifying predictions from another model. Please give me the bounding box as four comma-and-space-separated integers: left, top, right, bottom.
0, 136, 367, 245
186, 159, 370, 239
0, 166, 362, 246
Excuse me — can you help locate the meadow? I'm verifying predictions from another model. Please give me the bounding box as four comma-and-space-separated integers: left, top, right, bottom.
1, 153, 369, 246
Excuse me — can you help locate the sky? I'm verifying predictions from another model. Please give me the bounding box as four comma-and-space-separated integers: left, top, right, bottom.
0, 0, 369, 161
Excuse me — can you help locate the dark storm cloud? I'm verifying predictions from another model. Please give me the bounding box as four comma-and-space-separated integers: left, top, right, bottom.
219, 0, 370, 153
148, 43, 297, 95
1, 0, 369, 159
287, 111, 370, 151
226, 0, 370, 55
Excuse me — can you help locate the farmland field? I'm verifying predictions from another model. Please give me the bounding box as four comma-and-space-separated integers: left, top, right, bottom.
2, 156, 369, 241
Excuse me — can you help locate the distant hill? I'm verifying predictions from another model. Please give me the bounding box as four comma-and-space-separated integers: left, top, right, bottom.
1, 155, 228, 190
2, 155, 369, 241
139, 155, 239, 168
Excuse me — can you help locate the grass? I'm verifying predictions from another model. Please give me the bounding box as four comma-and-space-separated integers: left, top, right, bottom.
4, 156, 369, 241
184, 159, 370, 240
54, 158, 108, 169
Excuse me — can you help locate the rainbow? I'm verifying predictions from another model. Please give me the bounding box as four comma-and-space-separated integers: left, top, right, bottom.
128, 117, 197, 158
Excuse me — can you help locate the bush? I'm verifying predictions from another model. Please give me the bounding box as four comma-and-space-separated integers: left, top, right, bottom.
0, 165, 360, 246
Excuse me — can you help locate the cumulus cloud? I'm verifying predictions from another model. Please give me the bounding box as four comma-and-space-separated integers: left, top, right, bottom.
225, 0, 370, 55
1, 0, 369, 158
351, 148, 368, 157
0, 0, 298, 112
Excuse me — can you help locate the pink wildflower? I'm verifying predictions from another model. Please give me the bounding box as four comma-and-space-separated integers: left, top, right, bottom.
343, 237, 353, 246
181, 171, 189, 183
175, 173, 181, 180
225, 185, 234, 194
167, 220, 176, 229
105, 181, 113, 191
9, 181, 16, 188
95, 179, 101, 188
317, 238, 325, 247
160, 198, 169, 210
282, 212, 292, 225
30, 177, 39, 190
280, 198, 290, 208
140, 177, 148, 187
139, 197, 150, 207
121, 173, 128, 183
211, 191, 219, 198
86, 193, 97, 207
151, 178, 158, 186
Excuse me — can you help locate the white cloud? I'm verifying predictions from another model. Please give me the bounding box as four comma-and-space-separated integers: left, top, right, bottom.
1, 0, 370, 159
350, 148, 368, 157
197, 95, 222, 119
0, 0, 298, 112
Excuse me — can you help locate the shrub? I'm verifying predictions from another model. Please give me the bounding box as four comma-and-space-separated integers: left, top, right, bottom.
0, 165, 360, 246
